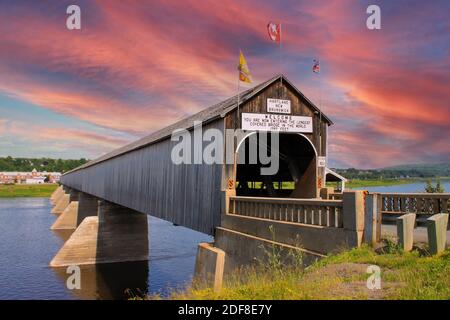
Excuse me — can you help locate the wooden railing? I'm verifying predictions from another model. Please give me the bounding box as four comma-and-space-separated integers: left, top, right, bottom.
381, 193, 450, 214
380, 193, 450, 224
228, 196, 344, 228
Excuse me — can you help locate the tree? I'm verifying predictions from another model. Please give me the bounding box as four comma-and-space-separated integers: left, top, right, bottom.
425, 179, 434, 193
425, 179, 445, 193
435, 179, 445, 193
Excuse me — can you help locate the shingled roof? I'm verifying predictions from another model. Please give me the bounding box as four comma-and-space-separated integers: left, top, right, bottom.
66, 74, 332, 173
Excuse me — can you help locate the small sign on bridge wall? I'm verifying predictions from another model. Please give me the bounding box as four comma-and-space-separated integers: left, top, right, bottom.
318, 156, 327, 167
267, 98, 291, 114
241, 113, 313, 133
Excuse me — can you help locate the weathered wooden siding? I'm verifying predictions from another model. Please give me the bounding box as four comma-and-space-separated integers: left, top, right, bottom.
225, 80, 328, 156
62, 120, 225, 235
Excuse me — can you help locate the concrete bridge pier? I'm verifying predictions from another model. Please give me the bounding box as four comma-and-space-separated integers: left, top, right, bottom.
50, 186, 64, 205
51, 188, 70, 215
51, 191, 99, 231
50, 199, 148, 267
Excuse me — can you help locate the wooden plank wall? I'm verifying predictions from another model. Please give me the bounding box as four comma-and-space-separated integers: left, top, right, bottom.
61, 120, 225, 235
225, 80, 328, 157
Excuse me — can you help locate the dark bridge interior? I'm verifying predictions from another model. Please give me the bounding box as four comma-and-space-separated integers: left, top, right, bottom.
235, 133, 317, 198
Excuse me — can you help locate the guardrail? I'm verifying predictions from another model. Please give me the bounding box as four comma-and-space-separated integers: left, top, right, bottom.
380, 193, 450, 225
228, 196, 344, 228
381, 193, 450, 214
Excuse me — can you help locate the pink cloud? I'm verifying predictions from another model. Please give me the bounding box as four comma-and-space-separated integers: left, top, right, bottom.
0, 1, 448, 167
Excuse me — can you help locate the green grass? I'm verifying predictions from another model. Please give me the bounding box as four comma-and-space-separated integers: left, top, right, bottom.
345, 178, 417, 188
238, 178, 436, 191
153, 244, 450, 300
0, 184, 58, 197
345, 177, 450, 189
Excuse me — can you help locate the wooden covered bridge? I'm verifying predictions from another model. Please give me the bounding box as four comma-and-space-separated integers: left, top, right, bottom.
49, 75, 449, 286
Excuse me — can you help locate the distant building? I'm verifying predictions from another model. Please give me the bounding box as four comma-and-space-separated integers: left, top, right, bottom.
0, 169, 61, 184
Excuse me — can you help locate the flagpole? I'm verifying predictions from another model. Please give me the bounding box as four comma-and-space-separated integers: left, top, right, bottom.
279, 22, 283, 98
318, 60, 322, 156
237, 70, 240, 128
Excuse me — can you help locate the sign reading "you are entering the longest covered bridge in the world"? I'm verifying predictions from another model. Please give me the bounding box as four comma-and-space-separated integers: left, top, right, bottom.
241, 113, 313, 133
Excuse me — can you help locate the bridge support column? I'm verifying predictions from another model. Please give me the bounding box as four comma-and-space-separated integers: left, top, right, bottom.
77, 192, 100, 226
51, 192, 99, 230
51, 186, 65, 207
50, 200, 148, 267
51, 201, 79, 230
51, 190, 70, 215
68, 188, 79, 202
50, 186, 64, 205
427, 213, 448, 254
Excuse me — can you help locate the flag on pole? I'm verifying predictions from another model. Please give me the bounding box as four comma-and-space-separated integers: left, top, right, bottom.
313, 59, 320, 74
238, 50, 252, 83
267, 22, 281, 43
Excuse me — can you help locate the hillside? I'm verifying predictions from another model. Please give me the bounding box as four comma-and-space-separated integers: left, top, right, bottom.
334, 162, 450, 180
381, 162, 450, 176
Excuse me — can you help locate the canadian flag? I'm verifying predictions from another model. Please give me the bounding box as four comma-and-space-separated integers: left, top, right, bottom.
313, 59, 320, 73
267, 22, 281, 43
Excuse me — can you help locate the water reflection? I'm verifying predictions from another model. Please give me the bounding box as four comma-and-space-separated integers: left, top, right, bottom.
52, 261, 149, 300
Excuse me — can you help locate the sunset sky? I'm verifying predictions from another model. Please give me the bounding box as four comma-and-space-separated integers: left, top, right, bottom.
0, 0, 449, 168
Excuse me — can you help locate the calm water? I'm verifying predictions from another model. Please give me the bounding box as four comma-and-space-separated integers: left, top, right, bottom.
353, 179, 450, 193
0, 198, 211, 300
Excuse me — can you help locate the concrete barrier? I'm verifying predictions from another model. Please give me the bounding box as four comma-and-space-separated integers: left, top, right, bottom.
214, 227, 324, 275
427, 213, 449, 255
343, 190, 366, 247
397, 213, 416, 251
364, 193, 382, 246
194, 243, 225, 292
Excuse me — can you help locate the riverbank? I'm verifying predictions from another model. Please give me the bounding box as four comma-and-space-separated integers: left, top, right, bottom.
0, 184, 58, 197
346, 177, 450, 189
158, 244, 449, 300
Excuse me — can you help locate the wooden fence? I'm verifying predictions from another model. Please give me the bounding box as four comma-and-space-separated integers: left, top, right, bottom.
228, 196, 344, 228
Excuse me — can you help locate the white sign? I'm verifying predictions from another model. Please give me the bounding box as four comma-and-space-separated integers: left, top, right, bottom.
267, 98, 291, 114
318, 156, 327, 167
241, 113, 313, 133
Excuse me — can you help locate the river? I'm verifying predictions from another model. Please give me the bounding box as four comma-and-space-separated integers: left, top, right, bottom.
352, 179, 450, 193
1, 180, 448, 300
0, 198, 211, 300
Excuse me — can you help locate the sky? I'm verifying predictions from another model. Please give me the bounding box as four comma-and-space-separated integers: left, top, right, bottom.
0, 0, 449, 169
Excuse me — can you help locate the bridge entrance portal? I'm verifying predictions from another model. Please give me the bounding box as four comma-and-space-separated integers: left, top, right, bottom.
235, 132, 318, 198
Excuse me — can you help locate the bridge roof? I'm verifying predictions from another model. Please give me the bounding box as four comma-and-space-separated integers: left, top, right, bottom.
66, 74, 333, 173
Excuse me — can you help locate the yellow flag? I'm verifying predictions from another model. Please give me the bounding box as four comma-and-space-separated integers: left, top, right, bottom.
238, 50, 252, 83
